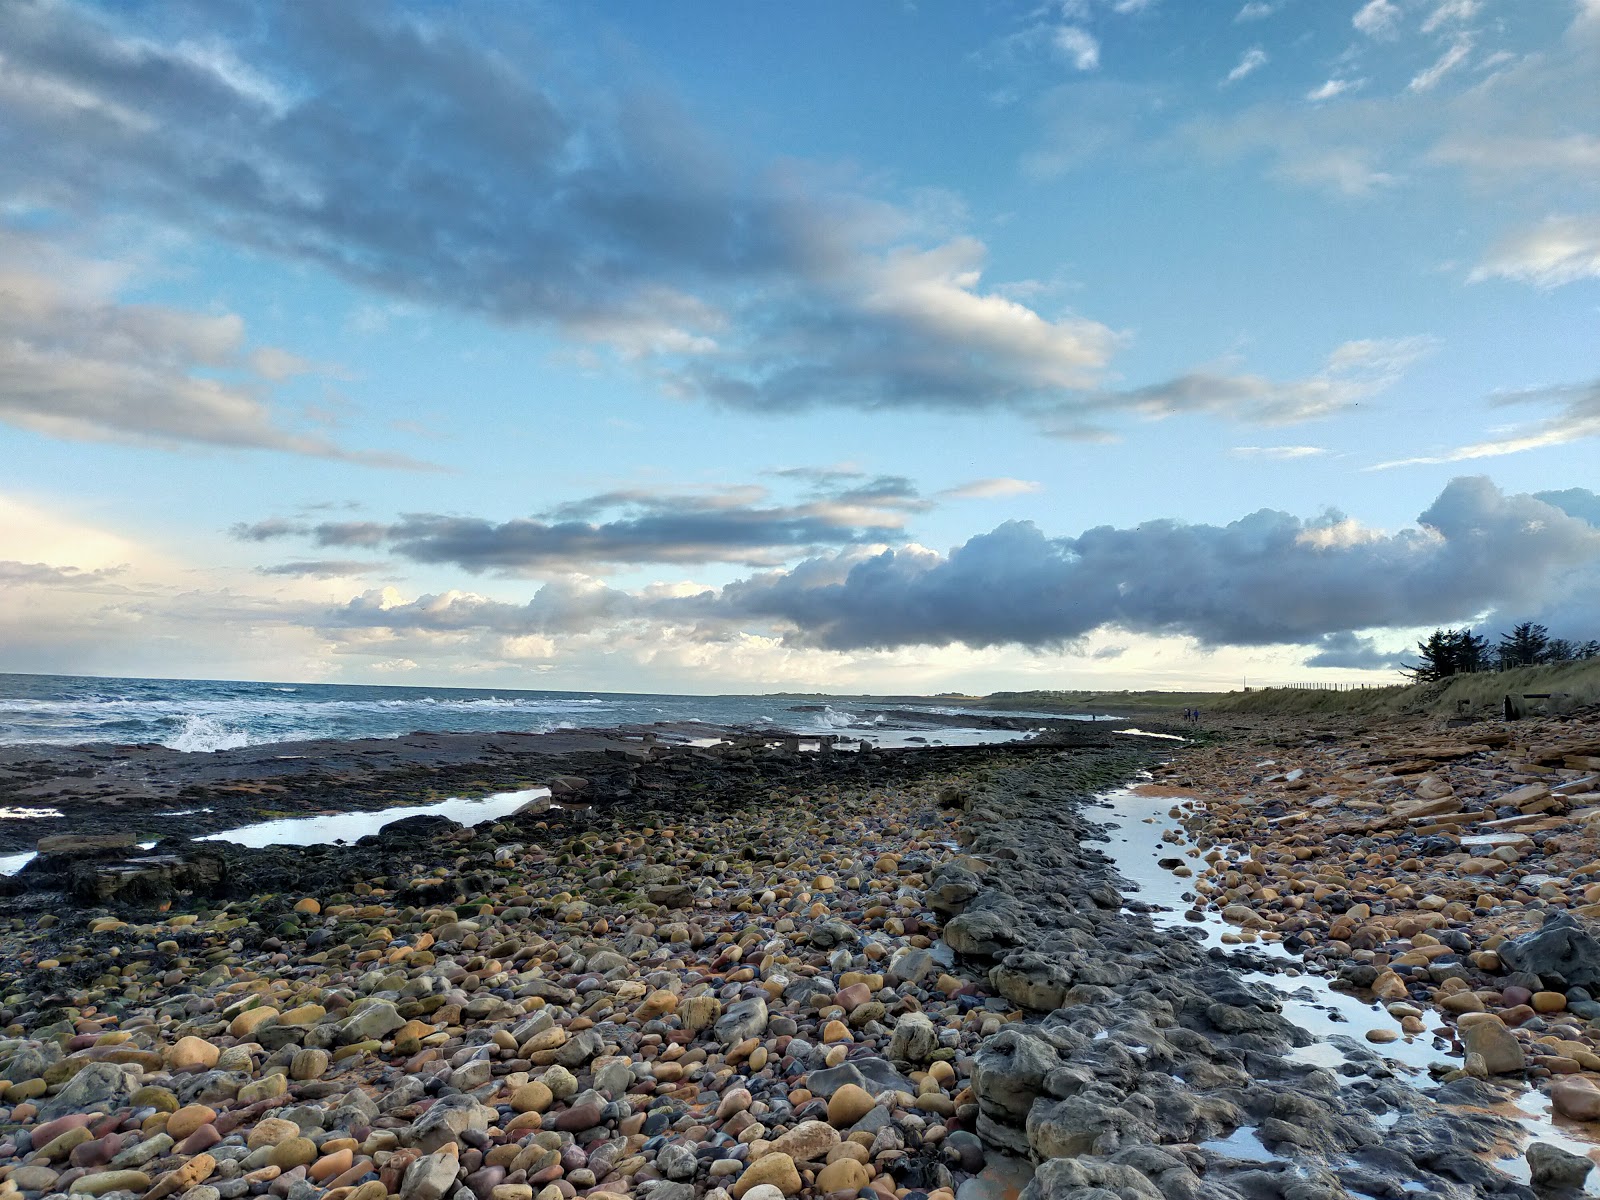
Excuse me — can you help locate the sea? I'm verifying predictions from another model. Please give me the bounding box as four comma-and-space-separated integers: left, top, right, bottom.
0, 673, 1100, 753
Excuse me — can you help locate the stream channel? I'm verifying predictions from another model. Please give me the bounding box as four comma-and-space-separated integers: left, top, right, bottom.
1095, 776, 1600, 1193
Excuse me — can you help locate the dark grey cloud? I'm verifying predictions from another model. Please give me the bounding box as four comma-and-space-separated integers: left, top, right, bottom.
311, 478, 1600, 655
255, 560, 388, 579
241, 478, 927, 574
0, 1, 1137, 424
1303, 632, 1405, 670
716, 478, 1600, 650
0, 560, 122, 585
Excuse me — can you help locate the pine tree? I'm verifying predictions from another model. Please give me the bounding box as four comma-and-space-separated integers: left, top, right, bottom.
1498, 622, 1551, 668
1404, 628, 1489, 682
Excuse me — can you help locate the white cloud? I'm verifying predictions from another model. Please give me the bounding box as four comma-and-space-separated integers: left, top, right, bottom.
1471, 215, 1600, 287
0, 237, 427, 467
1431, 134, 1600, 177
1053, 26, 1101, 71
1306, 77, 1364, 102
1276, 149, 1396, 195
1231, 445, 1330, 459
1421, 0, 1482, 34
1224, 47, 1269, 85
940, 478, 1044, 499
1409, 38, 1473, 92
1371, 381, 1600, 468
1236, 2, 1275, 20
1353, 0, 1403, 39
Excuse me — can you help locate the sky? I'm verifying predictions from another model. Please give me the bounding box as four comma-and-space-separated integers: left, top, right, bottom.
0, 0, 1597, 695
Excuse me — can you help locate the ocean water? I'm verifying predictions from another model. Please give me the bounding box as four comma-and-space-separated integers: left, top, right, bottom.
0, 673, 1098, 753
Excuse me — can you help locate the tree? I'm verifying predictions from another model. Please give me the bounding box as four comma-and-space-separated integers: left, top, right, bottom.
1498, 622, 1551, 669
1404, 627, 1490, 682
1580, 640, 1600, 661
1545, 638, 1577, 663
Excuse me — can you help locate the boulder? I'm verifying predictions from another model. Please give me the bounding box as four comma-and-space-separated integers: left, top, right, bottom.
1527, 1142, 1593, 1190
887, 1011, 940, 1064
1499, 911, 1600, 989
972, 1027, 1063, 1127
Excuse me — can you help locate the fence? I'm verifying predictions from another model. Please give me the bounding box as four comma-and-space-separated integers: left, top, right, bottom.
1257, 682, 1394, 692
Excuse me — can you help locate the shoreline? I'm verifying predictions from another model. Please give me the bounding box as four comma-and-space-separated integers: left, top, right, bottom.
2, 713, 1592, 1200
0, 717, 1175, 857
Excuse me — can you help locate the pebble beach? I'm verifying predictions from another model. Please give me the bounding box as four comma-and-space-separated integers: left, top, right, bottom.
3, 710, 1600, 1200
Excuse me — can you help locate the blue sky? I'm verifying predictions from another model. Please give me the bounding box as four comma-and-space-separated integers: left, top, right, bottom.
0, 0, 1596, 692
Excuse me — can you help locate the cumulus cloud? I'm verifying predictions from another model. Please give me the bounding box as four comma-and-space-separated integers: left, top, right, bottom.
0, 244, 424, 464
1537, 487, 1600, 527
312, 478, 1600, 657
0, 1, 1133, 424
1371, 380, 1600, 468
1471, 215, 1600, 287
238, 478, 930, 574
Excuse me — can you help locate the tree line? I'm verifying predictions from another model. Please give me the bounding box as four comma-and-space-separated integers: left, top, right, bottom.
1403, 622, 1600, 683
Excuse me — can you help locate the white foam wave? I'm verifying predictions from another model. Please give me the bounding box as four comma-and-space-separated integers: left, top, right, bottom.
164, 714, 254, 753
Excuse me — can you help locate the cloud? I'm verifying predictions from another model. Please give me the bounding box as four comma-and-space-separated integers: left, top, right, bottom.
1224, 48, 1269, 85
1471, 214, 1600, 287
1054, 26, 1101, 71
315, 479, 1600, 657
1236, 3, 1275, 21
1353, 0, 1403, 39
940, 478, 1044, 499
0, 1, 1134, 425
1183, 6, 1599, 199
1409, 38, 1474, 92
1536, 487, 1600, 527
1421, 0, 1482, 34
1306, 78, 1364, 103
1303, 631, 1405, 670
0, 242, 426, 465
0, 560, 123, 585
239, 477, 931, 574
1371, 380, 1600, 468
1230, 445, 1329, 459
1094, 337, 1434, 425
255, 560, 389, 579
1431, 135, 1600, 178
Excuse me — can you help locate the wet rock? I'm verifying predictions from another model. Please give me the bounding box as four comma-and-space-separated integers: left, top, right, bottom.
1527, 1142, 1593, 1191
1500, 912, 1600, 990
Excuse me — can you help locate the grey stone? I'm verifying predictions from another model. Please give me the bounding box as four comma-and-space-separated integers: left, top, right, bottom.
1528, 1141, 1592, 1190
887, 1011, 940, 1064
401, 1153, 461, 1200
714, 997, 768, 1046
1501, 911, 1600, 989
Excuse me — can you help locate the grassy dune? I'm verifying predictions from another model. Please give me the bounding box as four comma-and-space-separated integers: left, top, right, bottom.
967, 659, 1600, 720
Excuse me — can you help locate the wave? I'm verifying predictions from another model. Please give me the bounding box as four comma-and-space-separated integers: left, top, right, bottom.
164, 714, 263, 753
